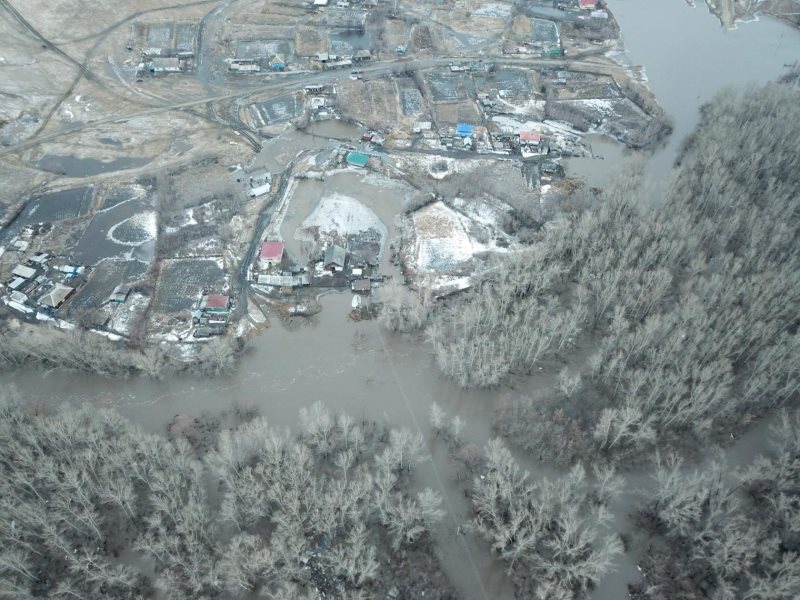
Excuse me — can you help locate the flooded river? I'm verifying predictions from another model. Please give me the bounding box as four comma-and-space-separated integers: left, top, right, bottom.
5, 4, 800, 599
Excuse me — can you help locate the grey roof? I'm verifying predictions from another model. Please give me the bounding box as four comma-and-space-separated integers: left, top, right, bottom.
324, 245, 347, 267
39, 283, 73, 309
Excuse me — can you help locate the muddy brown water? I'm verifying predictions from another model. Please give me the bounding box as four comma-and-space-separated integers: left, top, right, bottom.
5, 4, 800, 598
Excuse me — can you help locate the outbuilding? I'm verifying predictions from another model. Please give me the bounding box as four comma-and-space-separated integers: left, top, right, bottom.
346, 151, 370, 167
351, 279, 371, 293
12, 264, 36, 280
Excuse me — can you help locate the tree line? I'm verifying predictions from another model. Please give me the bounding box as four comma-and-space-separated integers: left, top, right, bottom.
430, 82, 800, 463
0, 389, 454, 599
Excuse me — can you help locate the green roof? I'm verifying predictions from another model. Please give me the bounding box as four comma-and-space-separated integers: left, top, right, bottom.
346, 152, 370, 167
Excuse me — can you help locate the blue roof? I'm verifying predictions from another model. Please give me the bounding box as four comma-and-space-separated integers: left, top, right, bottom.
456, 123, 473, 136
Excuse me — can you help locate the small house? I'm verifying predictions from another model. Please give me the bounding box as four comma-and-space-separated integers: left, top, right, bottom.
519, 131, 542, 146
351, 279, 371, 293
12, 264, 36, 280
353, 49, 372, 62
259, 241, 285, 270
324, 245, 347, 271
249, 169, 272, 196
579, 0, 597, 9
39, 283, 74, 309
346, 151, 370, 168
456, 123, 474, 138
200, 294, 231, 312
269, 54, 286, 71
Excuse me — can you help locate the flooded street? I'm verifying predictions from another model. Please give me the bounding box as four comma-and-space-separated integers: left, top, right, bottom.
4, 3, 800, 599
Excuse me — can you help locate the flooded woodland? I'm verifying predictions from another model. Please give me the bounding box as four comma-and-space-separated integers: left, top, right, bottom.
2, 1, 800, 599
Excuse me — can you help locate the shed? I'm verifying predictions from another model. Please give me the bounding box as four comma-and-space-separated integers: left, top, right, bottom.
9, 291, 28, 304
324, 245, 347, 271
346, 152, 370, 167
456, 123, 474, 137
269, 54, 286, 71
519, 131, 542, 146
39, 283, 74, 309
351, 279, 371, 293
12, 264, 36, 279
579, 0, 597, 9
9, 277, 26, 291
259, 241, 285, 269
201, 294, 231, 312
149, 57, 182, 73
109, 284, 131, 303
249, 169, 272, 188
313, 0, 329, 5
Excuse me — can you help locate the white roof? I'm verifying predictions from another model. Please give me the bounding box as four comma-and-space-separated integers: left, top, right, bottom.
314, 0, 329, 5
12, 264, 36, 279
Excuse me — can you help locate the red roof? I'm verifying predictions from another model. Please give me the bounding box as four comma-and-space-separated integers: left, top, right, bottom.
260, 241, 285, 261
205, 294, 230, 309
520, 131, 542, 142
579, 0, 597, 7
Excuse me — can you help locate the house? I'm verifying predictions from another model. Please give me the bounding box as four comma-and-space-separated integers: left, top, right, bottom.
38, 283, 74, 309
353, 49, 372, 62
323, 245, 347, 271
12, 264, 36, 280
579, 0, 597, 9
200, 294, 231, 312
351, 279, 371, 293
413, 121, 432, 133
109, 284, 131, 303
304, 84, 325, 93
519, 131, 542, 146
346, 151, 370, 167
259, 241, 285, 269
456, 123, 474, 137
269, 54, 286, 71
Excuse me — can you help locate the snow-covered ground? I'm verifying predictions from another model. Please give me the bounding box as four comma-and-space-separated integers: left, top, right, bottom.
296, 193, 388, 241
107, 211, 157, 246
411, 201, 494, 272
104, 293, 150, 336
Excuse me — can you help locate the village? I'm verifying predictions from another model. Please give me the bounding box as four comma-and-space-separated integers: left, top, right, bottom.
0, 0, 668, 350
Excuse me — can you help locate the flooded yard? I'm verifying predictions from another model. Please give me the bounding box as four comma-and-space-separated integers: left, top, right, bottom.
3, 2, 800, 599
279, 170, 411, 271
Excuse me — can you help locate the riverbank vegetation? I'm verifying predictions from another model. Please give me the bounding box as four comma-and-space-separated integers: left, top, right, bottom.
430, 82, 800, 466
0, 392, 453, 599
0, 321, 244, 379
630, 413, 800, 599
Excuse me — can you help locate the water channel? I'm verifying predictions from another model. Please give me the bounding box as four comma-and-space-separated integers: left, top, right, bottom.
4, 3, 800, 599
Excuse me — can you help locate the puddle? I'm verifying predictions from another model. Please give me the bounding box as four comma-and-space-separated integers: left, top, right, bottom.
36, 154, 150, 177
